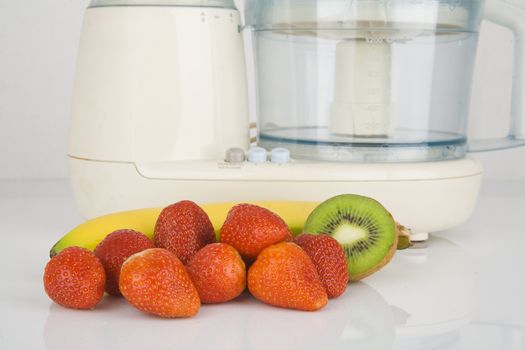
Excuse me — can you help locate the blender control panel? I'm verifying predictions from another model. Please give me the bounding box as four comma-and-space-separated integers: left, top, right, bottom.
225, 147, 291, 166
133, 148, 482, 182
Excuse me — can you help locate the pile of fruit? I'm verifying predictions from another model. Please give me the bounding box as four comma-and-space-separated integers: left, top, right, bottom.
43, 194, 408, 317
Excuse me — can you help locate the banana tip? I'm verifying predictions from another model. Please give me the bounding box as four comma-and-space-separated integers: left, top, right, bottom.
49, 243, 59, 258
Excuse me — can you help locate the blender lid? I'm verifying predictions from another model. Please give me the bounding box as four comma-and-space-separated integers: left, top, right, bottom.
90, 0, 235, 8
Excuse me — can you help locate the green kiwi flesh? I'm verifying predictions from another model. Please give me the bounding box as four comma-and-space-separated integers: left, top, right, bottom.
303, 194, 397, 280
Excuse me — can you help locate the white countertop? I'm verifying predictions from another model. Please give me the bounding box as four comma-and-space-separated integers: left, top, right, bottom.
1, 179, 524, 350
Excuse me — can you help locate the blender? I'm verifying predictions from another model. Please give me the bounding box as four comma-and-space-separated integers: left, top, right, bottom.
68, 0, 525, 241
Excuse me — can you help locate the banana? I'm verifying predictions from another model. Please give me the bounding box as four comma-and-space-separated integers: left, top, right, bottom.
49, 201, 319, 257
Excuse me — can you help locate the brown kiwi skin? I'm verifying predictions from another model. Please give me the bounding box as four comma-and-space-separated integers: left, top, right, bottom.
349, 232, 398, 282
396, 223, 412, 250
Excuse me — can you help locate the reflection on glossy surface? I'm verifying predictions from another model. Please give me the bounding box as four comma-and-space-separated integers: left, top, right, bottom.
371, 236, 474, 349
245, 282, 395, 350
43, 236, 479, 350
462, 322, 525, 350
44, 283, 396, 350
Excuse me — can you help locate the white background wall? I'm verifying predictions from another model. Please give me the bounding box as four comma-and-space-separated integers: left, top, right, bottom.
0, 0, 524, 180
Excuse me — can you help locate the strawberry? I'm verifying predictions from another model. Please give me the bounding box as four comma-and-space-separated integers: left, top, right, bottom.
94, 229, 154, 296
294, 234, 349, 298
43, 247, 105, 309
186, 243, 246, 304
119, 248, 200, 318
154, 201, 215, 264
247, 242, 328, 311
220, 204, 292, 262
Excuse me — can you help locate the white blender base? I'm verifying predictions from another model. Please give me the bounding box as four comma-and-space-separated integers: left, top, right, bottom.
409, 232, 430, 242
69, 156, 482, 237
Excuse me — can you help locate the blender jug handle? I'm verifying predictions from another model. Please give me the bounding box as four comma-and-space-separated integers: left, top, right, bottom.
469, 0, 525, 152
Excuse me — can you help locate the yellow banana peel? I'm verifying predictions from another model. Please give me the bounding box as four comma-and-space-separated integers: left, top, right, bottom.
49, 201, 319, 257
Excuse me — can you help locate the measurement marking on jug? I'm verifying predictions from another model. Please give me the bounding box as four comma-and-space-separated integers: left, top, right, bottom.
365, 36, 411, 44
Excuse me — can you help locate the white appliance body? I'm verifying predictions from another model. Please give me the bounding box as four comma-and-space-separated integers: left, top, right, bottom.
70, 156, 482, 239
69, 5, 483, 239
69, 6, 249, 164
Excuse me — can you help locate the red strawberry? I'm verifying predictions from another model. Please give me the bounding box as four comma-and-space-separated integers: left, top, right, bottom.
186, 243, 246, 304
220, 204, 292, 262
154, 201, 215, 264
44, 247, 105, 309
119, 248, 200, 318
294, 234, 349, 298
94, 229, 154, 296
248, 242, 327, 311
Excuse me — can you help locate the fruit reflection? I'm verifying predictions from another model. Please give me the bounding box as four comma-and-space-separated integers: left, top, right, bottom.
44, 282, 395, 350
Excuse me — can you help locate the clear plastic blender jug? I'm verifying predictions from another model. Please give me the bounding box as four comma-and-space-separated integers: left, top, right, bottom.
89, 0, 235, 6
245, 0, 525, 162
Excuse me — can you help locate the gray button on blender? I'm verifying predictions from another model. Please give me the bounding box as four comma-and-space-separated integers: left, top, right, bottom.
225, 148, 245, 163
247, 147, 267, 164
271, 148, 290, 164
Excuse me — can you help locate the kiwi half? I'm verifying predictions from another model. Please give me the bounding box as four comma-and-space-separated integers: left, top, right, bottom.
303, 194, 398, 281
